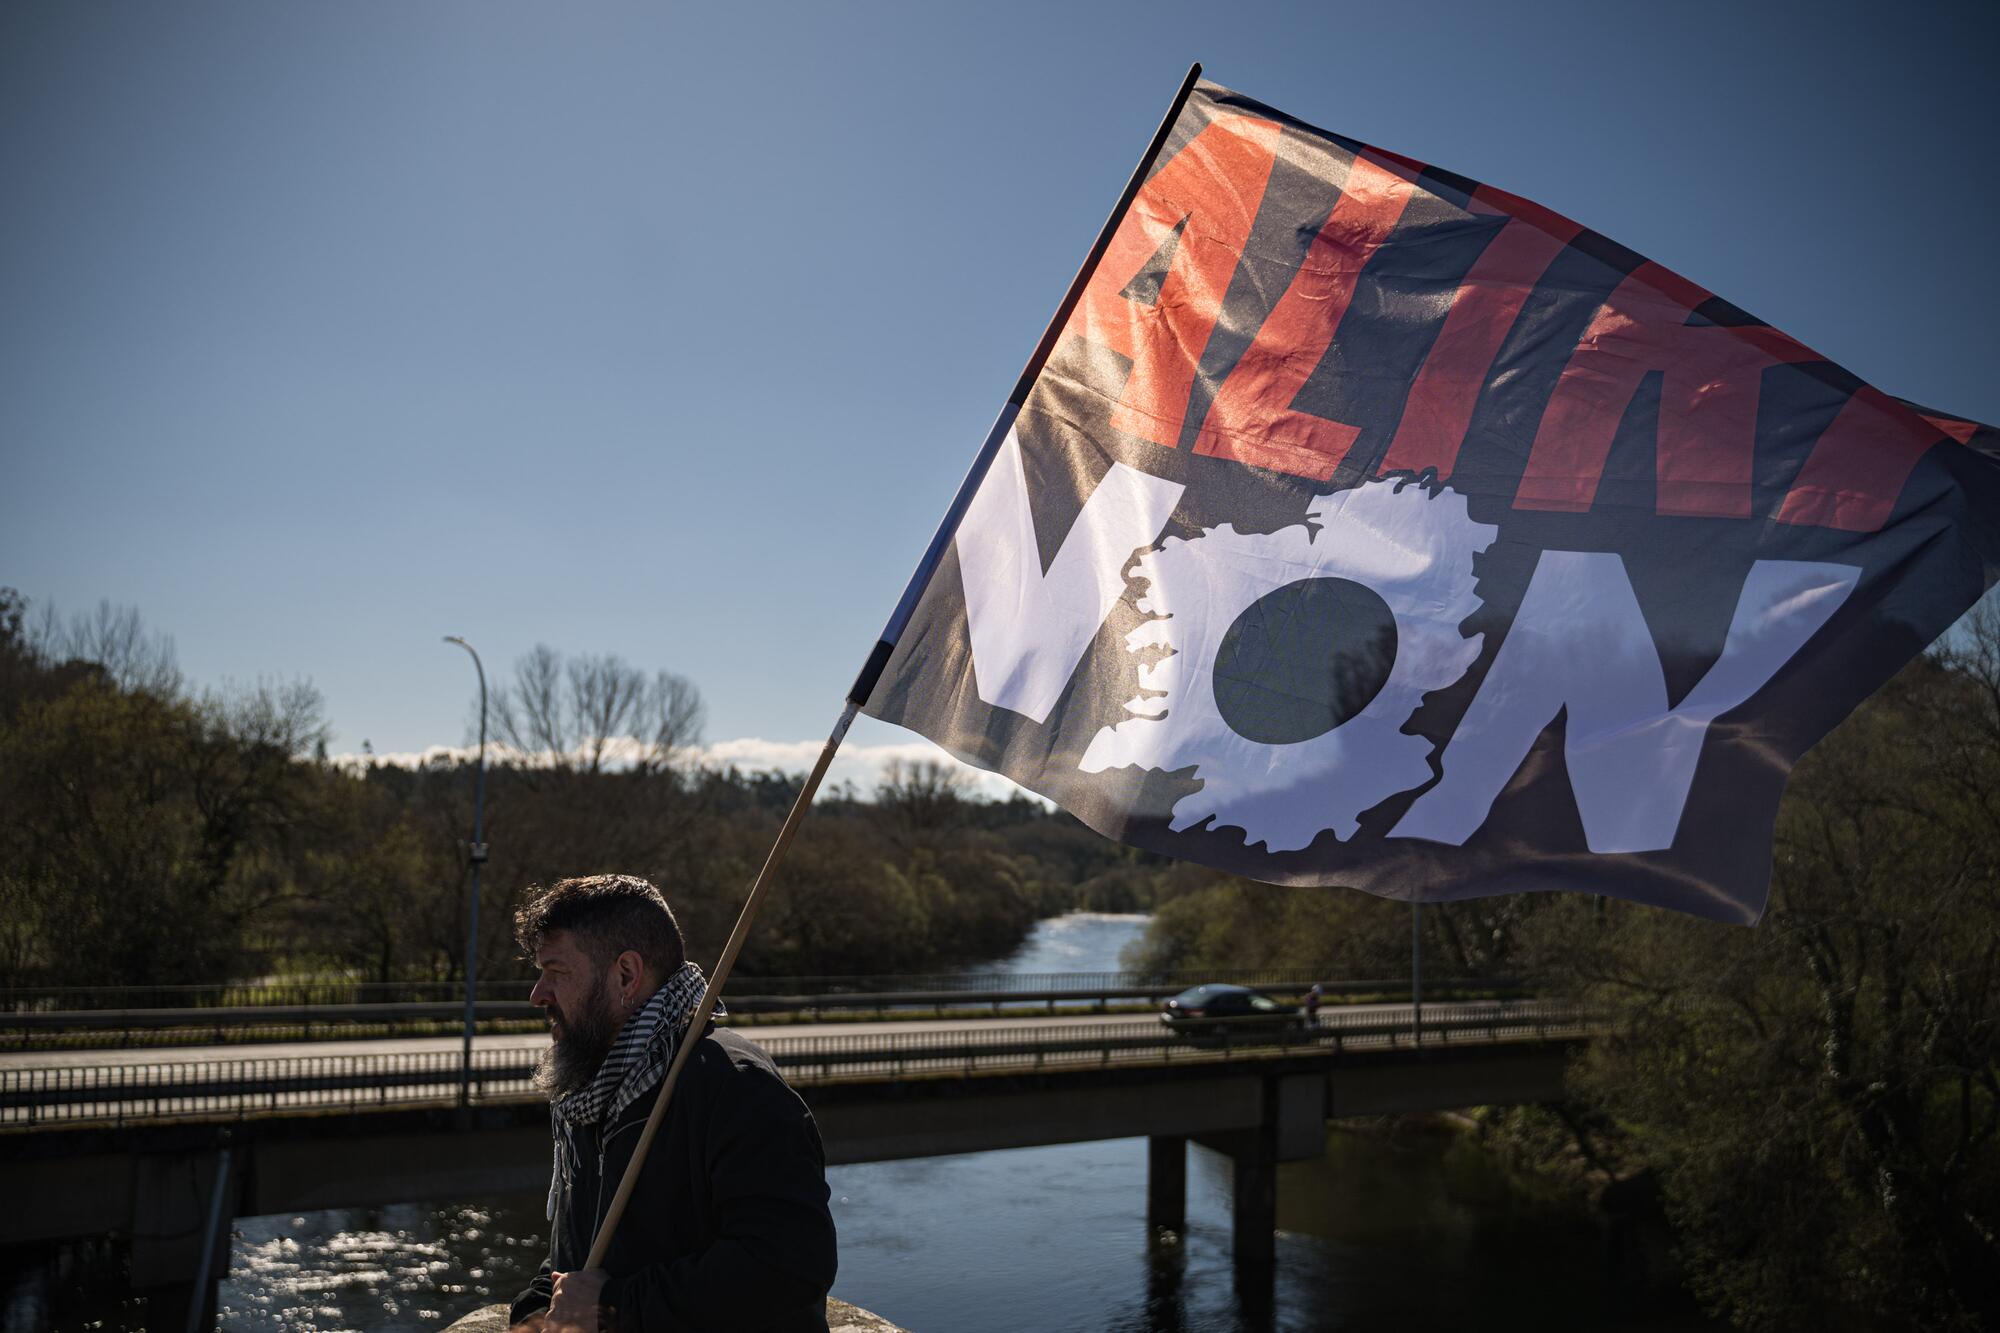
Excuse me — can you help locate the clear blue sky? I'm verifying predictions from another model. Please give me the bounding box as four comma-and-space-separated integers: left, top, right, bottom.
4, 1, 1995, 766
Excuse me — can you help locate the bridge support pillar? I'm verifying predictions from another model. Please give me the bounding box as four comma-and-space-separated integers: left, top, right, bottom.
1146, 1135, 1186, 1235
1227, 1126, 1277, 1268
131, 1141, 239, 1332
1229, 1125, 1279, 1322
1191, 1071, 1324, 1321
1191, 1123, 1277, 1316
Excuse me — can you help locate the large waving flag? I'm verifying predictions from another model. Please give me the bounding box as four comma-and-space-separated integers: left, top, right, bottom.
855, 76, 2000, 924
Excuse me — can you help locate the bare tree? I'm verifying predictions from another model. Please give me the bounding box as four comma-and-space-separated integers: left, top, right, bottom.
483, 645, 709, 894
34, 599, 183, 698
493, 644, 703, 776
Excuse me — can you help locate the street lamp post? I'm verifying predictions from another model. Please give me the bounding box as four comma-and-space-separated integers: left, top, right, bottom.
1411, 900, 1422, 1045
443, 636, 488, 1111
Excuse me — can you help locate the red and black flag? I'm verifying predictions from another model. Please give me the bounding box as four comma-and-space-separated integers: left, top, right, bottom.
854, 77, 2000, 924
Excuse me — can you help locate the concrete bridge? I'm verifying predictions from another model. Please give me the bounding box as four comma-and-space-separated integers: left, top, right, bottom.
0, 1003, 1585, 1327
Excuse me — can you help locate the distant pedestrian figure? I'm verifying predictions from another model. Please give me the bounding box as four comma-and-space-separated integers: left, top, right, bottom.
1304, 983, 1323, 1024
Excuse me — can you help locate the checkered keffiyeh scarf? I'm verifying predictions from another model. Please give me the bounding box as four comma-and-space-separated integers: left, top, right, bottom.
546, 962, 720, 1219
554, 961, 719, 1130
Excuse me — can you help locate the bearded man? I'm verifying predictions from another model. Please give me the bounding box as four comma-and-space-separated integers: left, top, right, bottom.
507, 874, 837, 1333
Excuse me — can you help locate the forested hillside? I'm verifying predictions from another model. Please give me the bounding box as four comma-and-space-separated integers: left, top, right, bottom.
0, 589, 1191, 992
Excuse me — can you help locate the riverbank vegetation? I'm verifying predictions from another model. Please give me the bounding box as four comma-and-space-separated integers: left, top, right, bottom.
0, 589, 1190, 993
1129, 603, 2000, 1332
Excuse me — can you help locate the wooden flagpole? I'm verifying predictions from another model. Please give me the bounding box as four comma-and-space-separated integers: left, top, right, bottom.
583, 699, 860, 1269
582, 60, 1206, 1273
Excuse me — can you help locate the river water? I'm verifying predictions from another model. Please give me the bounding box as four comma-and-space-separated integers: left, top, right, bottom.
9, 913, 1712, 1331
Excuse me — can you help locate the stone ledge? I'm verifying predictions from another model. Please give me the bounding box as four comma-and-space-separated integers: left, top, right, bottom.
441, 1298, 905, 1331
828, 1299, 907, 1333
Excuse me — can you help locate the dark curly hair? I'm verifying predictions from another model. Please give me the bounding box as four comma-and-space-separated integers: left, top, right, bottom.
513, 873, 686, 979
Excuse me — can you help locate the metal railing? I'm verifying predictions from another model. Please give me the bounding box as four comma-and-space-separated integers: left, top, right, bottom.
0, 1047, 541, 1127
0, 980, 1528, 1051
0, 969, 1519, 1013
1, 1000, 544, 1047
0, 980, 534, 1012
0, 1000, 1592, 1130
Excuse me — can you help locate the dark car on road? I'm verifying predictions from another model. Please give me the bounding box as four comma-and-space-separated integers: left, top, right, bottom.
1159, 984, 1303, 1036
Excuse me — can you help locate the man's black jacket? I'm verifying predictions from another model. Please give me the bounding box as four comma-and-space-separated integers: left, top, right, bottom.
509, 1026, 837, 1332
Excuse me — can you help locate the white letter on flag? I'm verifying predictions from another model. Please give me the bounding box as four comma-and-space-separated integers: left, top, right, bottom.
1392, 554, 1860, 852
957, 426, 1184, 723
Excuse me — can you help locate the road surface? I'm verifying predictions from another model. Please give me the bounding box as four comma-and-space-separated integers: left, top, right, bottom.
0, 999, 1495, 1073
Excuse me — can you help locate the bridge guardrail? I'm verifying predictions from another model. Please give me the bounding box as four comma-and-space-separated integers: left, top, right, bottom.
0, 979, 1529, 1049
0, 1000, 1594, 1130
0, 971, 1523, 1013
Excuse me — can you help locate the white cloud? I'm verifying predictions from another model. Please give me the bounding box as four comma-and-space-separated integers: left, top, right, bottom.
703, 736, 1036, 803
329, 738, 655, 772
329, 734, 1039, 804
